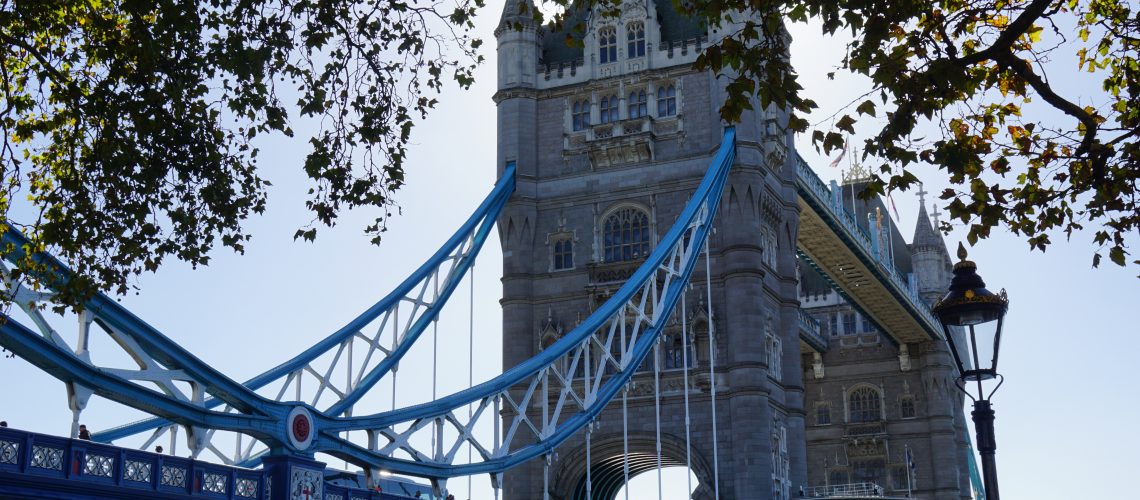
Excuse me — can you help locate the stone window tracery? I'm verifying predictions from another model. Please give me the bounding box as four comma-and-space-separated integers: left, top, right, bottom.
602, 206, 650, 262
626, 22, 645, 57
600, 95, 619, 124
572, 99, 590, 131
599, 27, 617, 63
848, 386, 882, 423
628, 89, 647, 119
771, 425, 791, 500
657, 84, 677, 117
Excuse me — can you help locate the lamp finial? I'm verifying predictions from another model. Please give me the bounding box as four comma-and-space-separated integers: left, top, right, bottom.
957, 242, 968, 261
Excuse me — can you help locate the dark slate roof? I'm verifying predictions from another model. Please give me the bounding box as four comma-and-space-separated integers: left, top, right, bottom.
799, 180, 915, 297
500, 0, 539, 29
657, 0, 705, 42
540, 0, 705, 65
911, 201, 944, 250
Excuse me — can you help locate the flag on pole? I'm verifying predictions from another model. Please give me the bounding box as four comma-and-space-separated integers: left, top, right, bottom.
905, 445, 917, 479
828, 137, 849, 168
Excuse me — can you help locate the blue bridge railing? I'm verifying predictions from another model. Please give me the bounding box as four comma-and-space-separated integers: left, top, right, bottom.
794, 154, 944, 340
0, 427, 415, 499
797, 308, 828, 352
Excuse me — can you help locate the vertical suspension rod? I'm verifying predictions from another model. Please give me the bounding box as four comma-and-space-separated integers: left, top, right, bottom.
682, 290, 693, 496
654, 338, 663, 499
705, 239, 720, 500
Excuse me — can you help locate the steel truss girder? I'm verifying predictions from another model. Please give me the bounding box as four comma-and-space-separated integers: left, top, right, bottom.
0, 164, 515, 463
304, 128, 737, 478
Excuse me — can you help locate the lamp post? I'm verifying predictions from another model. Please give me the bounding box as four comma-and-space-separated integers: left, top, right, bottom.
932, 243, 1008, 500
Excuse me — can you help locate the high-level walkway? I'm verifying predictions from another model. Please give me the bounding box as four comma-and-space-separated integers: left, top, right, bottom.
794, 155, 944, 345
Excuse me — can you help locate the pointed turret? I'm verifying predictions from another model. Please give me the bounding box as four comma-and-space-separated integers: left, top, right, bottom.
496, 0, 539, 35
495, 0, 541, 93
909, 184, 952, 305
911, 200, 942, 251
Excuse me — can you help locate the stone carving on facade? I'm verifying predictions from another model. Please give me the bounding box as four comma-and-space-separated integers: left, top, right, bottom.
898, 343, 912, 371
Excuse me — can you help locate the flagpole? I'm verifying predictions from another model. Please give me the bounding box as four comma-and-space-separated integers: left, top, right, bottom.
906, 445, 914, 498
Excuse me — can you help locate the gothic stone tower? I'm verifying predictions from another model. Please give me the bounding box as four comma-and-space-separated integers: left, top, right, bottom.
798, 177, 974, 499
496, 1, 806, 498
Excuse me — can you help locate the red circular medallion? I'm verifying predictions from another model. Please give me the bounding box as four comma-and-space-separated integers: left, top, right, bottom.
291, 414, 311, 442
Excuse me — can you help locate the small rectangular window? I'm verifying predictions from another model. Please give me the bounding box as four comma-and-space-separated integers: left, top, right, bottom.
900, 397, 916, 419
816, 404, 832, 425
843, 313, 856, 335
553, 239, 573, 270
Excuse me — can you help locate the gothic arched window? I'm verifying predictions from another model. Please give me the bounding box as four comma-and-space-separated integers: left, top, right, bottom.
628, 90, 647, 119
626, 22, 645, 57
848, 387, 882, 423
572, 99, 590, 131
603, 207, 650, 262
657, 84, 677, 117
600, 95, 619, 124
599, 27, 617, 63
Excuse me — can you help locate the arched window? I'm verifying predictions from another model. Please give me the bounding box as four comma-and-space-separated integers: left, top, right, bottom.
628, 90, 647, 119
600, 95, 619, 124
626, 22, 645, 57
657, 85, 677, 117
553, 238, 573, 270
848, 387, 882, 423
599, 27, 617, 63
603, 207, 650, 262
572, 99, 590, 131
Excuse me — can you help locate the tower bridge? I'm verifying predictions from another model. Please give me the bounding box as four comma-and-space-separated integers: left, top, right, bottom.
0, 1, 984, 499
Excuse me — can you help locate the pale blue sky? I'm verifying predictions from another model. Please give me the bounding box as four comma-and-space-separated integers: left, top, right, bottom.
1, 2, 1136, 499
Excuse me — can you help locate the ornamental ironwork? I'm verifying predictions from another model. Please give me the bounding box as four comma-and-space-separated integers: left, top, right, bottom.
236, 477, 259, 498
84, 454, 114, 477
161, 465, 187, 487
124, 459, 152, 482
203, 472, 227, 494
30, 445, 62, 470
0, 440, 18, 465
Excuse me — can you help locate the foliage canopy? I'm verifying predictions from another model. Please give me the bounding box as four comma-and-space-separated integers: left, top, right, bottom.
684, 0, 1139, 274
0, 0, 483, 307
548, 0, 1137, 273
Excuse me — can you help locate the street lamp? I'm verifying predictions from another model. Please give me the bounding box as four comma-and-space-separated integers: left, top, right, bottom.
933, 243, 1008, 500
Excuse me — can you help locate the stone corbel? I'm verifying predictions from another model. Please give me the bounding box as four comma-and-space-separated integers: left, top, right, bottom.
762, 117, 788, 167
899, 343, 912, 372
812, 352, 825, 379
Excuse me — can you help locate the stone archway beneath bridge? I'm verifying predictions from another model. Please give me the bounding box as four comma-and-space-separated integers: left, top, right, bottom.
550, 431, 715, 500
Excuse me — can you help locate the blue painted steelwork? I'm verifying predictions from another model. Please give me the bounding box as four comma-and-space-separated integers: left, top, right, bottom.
90, 163, 516, 449
0, 164, 514, 467
797, 308, 828, 352
0, 426, 422, 499
303, 128, 738, 478
0, 426, 266, 499
0, 127, 734, 481
793, 154, 944, 341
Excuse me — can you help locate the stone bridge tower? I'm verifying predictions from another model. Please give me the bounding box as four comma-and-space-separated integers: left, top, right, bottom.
495, 1, 807, 498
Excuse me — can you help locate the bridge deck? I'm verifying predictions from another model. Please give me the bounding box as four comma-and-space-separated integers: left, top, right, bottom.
794, 155, 944, 345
